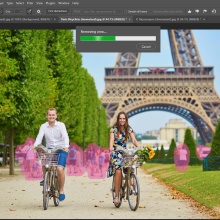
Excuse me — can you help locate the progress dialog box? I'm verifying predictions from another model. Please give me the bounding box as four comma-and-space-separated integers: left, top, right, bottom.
76, 26, 160, 52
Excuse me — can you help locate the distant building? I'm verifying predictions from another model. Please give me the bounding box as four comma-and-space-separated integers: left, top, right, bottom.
128, 118, 198, 151
141, 139, 169, 151
142, 130, 160, 138
160, 118, 198, 146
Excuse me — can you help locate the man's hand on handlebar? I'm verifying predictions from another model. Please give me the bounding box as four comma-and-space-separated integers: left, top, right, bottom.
30, 145, 36, 150
63, 147, 69, 152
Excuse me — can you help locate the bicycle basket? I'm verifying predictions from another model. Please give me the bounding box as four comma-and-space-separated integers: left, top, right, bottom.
123, 155, 136, 167
136, 155, 145, 166
37, 153, 60, 166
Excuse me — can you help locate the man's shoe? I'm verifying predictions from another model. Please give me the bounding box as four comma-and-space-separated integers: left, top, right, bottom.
59, 194, 65, 201
40, 180, 44, 185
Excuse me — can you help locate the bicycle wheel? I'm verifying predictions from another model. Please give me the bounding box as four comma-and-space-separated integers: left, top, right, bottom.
43, 171, 50, 210
112, 175, 123, 208
127, 173, 140, 211
53, 170, 60, 206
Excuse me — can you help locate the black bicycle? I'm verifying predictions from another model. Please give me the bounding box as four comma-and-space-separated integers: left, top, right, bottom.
111, 146, 142, 211
35, 145, 66, 210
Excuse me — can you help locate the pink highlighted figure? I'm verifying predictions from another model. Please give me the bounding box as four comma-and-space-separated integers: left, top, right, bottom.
85, 144, 99, 179
66, 142, 85, 176
174, 143, 190, 172
15, 145, 26, 165
84, 144, 109, 179
196, 145, 211, 160
16, 138, 112, 180
96, 148, 108, 179
15, 137, 41, 180
103, 149, 110, 171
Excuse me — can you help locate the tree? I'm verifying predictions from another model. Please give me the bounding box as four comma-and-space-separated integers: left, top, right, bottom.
166, 138, 176, 159
45, 30, 84, 145
99, 101, 109, 148
209, 120, 220, 156
0, 30, 56, 174
0, 30, 110, 175
83, 73, 99, 145
158, 145, 165, 162
184, 128, 197, 158
154, 147, 160, 159
141, 135, 157, 140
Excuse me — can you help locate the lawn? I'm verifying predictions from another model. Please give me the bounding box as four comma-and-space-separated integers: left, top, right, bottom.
142, 163, 220, 211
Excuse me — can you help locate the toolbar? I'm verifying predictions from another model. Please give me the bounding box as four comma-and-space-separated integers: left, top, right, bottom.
1, 7, 220, 16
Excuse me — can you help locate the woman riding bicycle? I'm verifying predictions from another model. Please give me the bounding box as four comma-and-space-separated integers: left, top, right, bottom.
107, 111, 139, 205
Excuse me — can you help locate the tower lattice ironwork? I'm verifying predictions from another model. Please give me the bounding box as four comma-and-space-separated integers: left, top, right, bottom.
101, 29, 220, 143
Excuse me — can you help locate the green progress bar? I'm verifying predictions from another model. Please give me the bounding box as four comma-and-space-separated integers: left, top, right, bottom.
80, 36, 156, 41
80, 36, 115, 41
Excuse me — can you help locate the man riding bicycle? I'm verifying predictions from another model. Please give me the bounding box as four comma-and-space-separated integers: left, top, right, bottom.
33, 108, 69, 201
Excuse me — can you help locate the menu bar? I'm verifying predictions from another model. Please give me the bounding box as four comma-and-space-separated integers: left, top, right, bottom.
1, 7, 220, 16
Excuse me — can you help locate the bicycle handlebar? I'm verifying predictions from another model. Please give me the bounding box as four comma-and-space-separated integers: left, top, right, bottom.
35, 145, 67, 153
114, 146, 141, 156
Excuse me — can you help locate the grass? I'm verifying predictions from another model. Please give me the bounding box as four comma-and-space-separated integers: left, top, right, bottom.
142, 163, 220, 211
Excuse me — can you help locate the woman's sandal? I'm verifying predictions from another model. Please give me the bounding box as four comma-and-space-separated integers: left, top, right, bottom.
113, 195, 120, 205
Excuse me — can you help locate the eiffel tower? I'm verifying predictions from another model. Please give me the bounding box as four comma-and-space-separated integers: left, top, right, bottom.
101, 29, 220, 144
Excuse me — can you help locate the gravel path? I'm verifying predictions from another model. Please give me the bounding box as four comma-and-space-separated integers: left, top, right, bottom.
0, 167, 212, 219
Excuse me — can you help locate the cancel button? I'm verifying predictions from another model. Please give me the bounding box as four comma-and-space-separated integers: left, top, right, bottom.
136, 43, 156, 51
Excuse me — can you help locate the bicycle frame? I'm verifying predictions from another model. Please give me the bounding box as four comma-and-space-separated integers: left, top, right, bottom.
35, 145, 66, 210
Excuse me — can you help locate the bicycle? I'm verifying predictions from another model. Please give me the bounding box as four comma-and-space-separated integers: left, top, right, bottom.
111, 146, 143, 211
35, 145, 66, 210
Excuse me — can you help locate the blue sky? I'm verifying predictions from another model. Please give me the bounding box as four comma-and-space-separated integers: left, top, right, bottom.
77, 30, 220, 133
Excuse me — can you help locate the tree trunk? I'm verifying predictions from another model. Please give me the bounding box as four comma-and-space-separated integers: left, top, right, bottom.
9, 127, 15, 175
2, 131, 9, 167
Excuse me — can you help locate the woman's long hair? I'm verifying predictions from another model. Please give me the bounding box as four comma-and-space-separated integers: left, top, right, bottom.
116, 111, 131, 140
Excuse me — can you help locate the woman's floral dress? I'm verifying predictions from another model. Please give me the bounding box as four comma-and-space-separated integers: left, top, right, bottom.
107, 126, 133, 178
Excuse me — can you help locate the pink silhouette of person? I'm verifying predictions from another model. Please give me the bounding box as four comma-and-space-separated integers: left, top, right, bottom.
86, 143, 100, 179
174, 143, 190, 172
66, 142, 85, 176
21, 138, 38, 180
196, 145, 211, 160
15, 145, 25, 164
16, 137, 39, 180
97, 148, 105, 178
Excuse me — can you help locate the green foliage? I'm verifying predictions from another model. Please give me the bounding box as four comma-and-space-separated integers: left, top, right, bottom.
203, 156, 220, 171
0, 29, 109, 153
99, 102, 109, 148
136, 145, 155, 164
0, 30, 20, 127
166, 138, 176, 159
45, 30, 84, 144
158, 144, 166, 161
141, 135, 157, 140
209, 120, 220, 156
184, 128, 197, 158
0, 30, 56, 145
135, 134, 142, 141
205, 142, 212, 147
154, 147, 160, 159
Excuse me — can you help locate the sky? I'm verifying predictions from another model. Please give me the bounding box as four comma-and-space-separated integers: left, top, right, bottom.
76, 30, 220, 134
